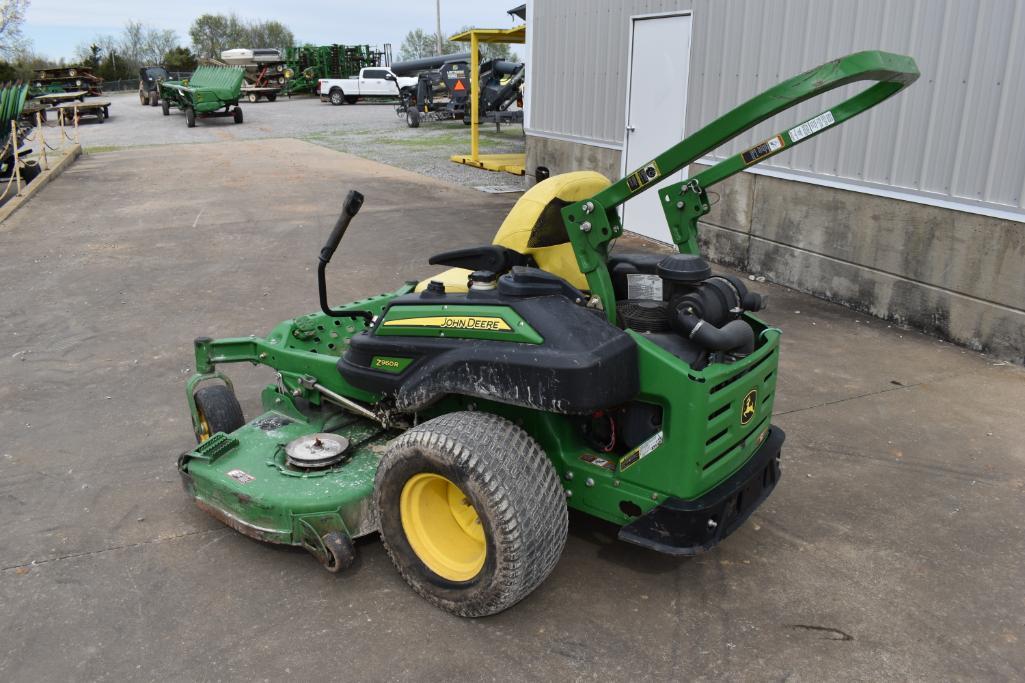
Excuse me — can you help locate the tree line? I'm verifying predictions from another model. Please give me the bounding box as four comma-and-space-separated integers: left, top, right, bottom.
0, 8, 295, 82
398, 27, 518, 63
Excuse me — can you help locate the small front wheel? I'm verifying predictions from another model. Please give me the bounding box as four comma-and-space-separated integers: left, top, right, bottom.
406, 108, 420, 128
161, 99, 170, 116
193, 384, 245, 443
321, 532, 356, 573
233, 107, 243, 124
149, 90, 158, 106
185, 106, 196, 128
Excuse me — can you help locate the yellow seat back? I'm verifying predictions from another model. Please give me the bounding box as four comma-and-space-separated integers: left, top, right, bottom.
416, 171, 611, 292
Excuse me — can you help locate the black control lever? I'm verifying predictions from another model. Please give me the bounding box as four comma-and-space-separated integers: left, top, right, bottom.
318, 190, 373, 322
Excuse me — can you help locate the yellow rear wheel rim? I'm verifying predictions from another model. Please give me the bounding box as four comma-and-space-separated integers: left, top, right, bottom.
399, 473, 486, 582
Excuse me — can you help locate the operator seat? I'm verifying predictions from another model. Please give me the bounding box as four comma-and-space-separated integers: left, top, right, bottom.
416, 171, 611, 292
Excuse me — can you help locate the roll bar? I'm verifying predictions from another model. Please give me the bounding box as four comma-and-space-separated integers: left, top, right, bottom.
561, 50, 920, 323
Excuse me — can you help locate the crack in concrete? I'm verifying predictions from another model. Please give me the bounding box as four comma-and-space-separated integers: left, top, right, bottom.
1, 527, 226, 573
775, 371, 966, 416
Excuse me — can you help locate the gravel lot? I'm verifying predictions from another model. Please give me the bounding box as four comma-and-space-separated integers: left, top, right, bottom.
65, 91, 528, 189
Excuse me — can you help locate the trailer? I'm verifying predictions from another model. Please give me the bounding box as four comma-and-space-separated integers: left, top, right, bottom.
158, 65, 245, 128
30, 67, 103, 97
52, 99, 110, 124
221, 49, 292, 102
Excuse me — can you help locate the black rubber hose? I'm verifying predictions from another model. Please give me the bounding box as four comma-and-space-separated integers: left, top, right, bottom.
674, 312, 755, 355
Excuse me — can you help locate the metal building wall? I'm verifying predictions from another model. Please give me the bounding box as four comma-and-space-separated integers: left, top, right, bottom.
528, 0, 1025, 220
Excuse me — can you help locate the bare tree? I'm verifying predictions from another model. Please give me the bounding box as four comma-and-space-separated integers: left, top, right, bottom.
119, 20, 146, 66
0, 0, 30, 59
143, 28, 179, 65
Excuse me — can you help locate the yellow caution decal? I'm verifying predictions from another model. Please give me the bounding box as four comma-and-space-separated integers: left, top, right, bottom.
382, 316, 512, 332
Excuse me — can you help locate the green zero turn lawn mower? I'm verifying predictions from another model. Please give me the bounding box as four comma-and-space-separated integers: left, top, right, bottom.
179, 51, 918, 616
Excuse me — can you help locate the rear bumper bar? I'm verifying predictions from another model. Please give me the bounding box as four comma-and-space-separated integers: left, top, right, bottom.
618, 426, 784, 556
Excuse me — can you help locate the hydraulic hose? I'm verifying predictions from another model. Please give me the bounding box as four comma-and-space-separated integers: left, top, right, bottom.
674, 312, 755, 355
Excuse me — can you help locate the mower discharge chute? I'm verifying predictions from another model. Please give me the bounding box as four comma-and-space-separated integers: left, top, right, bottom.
178, 51, 919, 616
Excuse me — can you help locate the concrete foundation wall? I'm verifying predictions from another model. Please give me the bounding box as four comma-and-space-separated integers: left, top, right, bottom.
526, 135, 1025, 362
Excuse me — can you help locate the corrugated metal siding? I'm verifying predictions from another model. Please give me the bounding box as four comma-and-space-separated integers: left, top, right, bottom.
530, 0, 693, 146
529, 0, 1025, 217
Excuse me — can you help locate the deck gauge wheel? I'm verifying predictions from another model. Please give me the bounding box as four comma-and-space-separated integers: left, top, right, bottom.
193, 384, 245, 443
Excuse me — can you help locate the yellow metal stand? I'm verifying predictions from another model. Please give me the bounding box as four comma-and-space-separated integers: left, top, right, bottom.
447, 25, 526, 176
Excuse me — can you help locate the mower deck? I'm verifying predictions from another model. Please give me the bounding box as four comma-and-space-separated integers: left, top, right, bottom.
179, 387, 390, 558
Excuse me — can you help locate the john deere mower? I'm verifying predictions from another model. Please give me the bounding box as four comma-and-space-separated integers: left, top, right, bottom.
178, 51, 918, 616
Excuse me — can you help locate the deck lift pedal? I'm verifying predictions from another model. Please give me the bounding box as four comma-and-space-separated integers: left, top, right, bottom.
178, 51, 918, 617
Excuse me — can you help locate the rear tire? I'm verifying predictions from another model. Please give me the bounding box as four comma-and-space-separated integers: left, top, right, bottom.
375, 411, 568, 617
329, 89, 343, 106
185, 107, 196, 128
139, 90, 146, 105
233, 107, 243, 124
266, 93, 277, 102
344, 95, 358, 104
149, 91, 158, 106
193, 384, 245, 443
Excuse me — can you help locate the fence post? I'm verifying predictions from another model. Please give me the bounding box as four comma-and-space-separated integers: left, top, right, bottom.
11, 121, 22, 195
36, 112, 48, 171
74, 107, 79, 145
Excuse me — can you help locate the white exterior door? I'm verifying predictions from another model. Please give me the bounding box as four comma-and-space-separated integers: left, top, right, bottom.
621, 13, 692, 243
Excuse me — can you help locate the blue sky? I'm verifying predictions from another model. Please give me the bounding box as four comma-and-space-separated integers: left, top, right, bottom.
23, 1, 522, 60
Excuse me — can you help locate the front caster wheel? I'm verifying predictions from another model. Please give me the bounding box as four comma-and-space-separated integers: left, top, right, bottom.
233, 107, 243, 124
193, 384, 244, 443
320, 532, 356, 573
185, 106, 196, 127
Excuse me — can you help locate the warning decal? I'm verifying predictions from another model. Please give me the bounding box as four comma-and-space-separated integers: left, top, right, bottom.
788, 110, 835, 143
619, 430, 664, 471
227, 469, 255, 484
741, 135, 784, 165
453, 80, 466, 91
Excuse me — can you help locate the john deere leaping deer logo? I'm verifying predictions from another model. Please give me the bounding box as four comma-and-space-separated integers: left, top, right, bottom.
740, 389, 758, 425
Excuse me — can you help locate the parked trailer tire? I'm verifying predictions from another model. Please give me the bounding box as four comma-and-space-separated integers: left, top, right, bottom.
247, 93, 259, 103
266, 94, 277, 102
185, 107, 196, 128
406, 108, 420, 128
233, 107, 243, 124
329, 88, 344, 106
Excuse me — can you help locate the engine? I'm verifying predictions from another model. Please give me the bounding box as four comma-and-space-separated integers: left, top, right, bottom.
609, 252, 766, 369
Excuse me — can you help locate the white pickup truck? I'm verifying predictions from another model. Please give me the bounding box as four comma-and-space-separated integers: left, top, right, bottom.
318, 67, 417, 105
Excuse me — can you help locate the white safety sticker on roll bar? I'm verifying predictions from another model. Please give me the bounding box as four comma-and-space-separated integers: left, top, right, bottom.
788, 111, 835, 142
